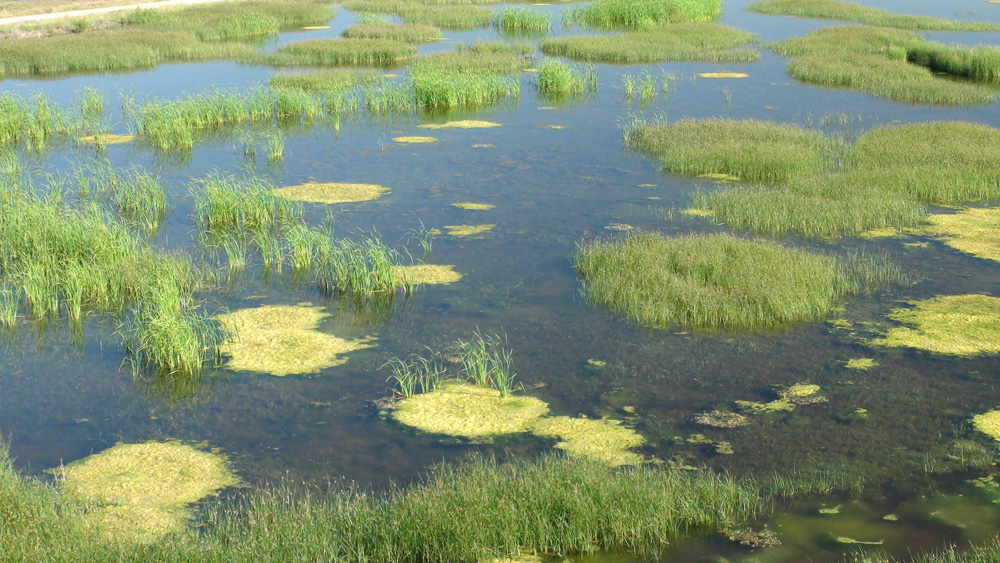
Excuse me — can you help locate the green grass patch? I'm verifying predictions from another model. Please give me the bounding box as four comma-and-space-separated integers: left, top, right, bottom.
266, 37, 416, 67
541, 23, 759, 63
268, 69, 382, 93
537, 59, 597, 97
341, 22, 443, 43
407, 51, 526, 109
458, 39, 534, 56
408, 49, 529, 75
771, 26, 1000, 105
344, 1, 492, 29
576, 233, 869, 331
747, 0, 1000, 31
567, 0, 722, 30
492, 7, 551, 33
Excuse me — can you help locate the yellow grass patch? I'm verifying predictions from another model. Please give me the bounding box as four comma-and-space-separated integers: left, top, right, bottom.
451, 202, 495, 210
393, 136, 437, 143
529, 416, 644, 466
697, 72, 749, 78
216, 304, 376, 376
273, 182, 388, 204
974, 410, 1000, 441
918, 207, 1000, 262
444, 224, 495, 237
858, 227, 901, 239
418, 120, 501, 129
301, 25, 332, 30
682, 208, 715, 217
77, 134, 136, 145
874, 294, 1000, 356
846, 358, 878, 370
59, 441, 238, 543
698, 172, 741, 181
392, 264, 463, 285
392, 382, 550, 438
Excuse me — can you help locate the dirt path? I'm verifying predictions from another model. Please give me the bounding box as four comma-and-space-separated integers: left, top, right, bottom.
0, 0, 230, 26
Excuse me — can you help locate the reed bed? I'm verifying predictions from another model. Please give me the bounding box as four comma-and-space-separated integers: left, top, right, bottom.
0, 92, 67, 148
266, 38, 416, 67
341, 22, 443, 43
0, 438, 815, 563
457, 39, 534, 56
622, 117, 830, 184
537, 59, 597, 98
541, 23, 759, 63
771, 26, 1000, 105
386, 330, 515, 397
747, 0, 1000, 31
567, 0, 722, 30
408, 50, 529, 75
344, 0, 492, 29
492, 7, 550, 33
268, 69, 382, 93
192, 173, 299, 233
408, 51, 525, 109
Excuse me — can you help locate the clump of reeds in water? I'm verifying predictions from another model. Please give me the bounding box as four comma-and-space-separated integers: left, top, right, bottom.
343, 0, 493, 30
747, 0, 1000, 32
537, 59, 597, 98
492, 7, 551, 34
407, 51, 526, 109
265, 38, 417, 67
566, 0, 722, 30
385, 330, 518, 398
192, 173, 300, 234
0, 92, 68, 149
268, 69, 382, 94
341, 22, 443, 43
540, 23, 760, 63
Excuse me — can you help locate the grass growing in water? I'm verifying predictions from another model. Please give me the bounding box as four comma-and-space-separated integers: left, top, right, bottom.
268, 69, 381, 93
408, 51, 525, 109
541, 23, 759, 63
266, 38, 416, 67
575, 232, 892, 331
747, 0, 1000, 31
537, 59, 597, 98
343, 0, 492, 29
492, 7, 550, 33
567, 0, 722, 30
341, 22, 443, 43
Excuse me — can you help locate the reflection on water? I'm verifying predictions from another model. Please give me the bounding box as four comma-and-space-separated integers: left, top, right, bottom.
1, 0, 1000, 560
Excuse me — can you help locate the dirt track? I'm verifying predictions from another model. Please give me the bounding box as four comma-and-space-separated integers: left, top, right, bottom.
0, 0, 229, 26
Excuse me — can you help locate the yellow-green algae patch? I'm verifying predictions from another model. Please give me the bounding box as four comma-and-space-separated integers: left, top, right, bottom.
418, 120, 501, 129
392, 264, 463, 285
697, 172, 741, 181
59, 441, 238, 543
737, 383, 826, 413
697, 72, 749, 78
846, 358, 878, 370
858, 227, 901, 239
452, 202, 495, 210
301, 25, 332, 30
528, 416, 644, 466
392, 382, 549, 438
973, 410, 1000, 442
445, 224, 495, 237
393, 136, 437, 144
873, 294, 1000, 356
917, 207, 1000, 262
216, 305, 376, 376
273, 182, 388, 204
681, 208, 715, 217
77, 134, 137, 145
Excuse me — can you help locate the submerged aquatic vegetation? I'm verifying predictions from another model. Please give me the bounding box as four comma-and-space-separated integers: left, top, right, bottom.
528, 416, 644, 466
444, 224, 495, 237
575, 233, 851, 331
916, 207, 1000, 262
771, 26, 1000, 105
419, 120, 501, 130
846, 358, 877, 370
59, 441, 238, 543
541, 24, 759, 63
341, 22, 443, 43
567, 0, 722, 30
77, 133, 137, 145
973, 411, 1000, 442
695, 410, 749, 428
273, 181, 389, 204
393, 136, 437, 143
451, 202, 495, 210
392, 381, 550, 438
747, 0, 1000, 31
392, 264, 463, 285
873, 295, 1000, 357
737, 383, 826, 413
215, 304, 377, 376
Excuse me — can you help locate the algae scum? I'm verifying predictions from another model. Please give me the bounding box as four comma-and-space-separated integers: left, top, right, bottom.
2, 0, 1000, 561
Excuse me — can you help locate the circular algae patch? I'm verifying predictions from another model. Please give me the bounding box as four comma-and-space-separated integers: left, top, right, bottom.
273, 182, 388, 204
77, 134, 137, 145
445, 224, 495, 237
418, 120, 501, 130
528, 416, 644, 466
392, 382, 549, 438
60, 441, 238, 542
216, 304, 376, 376
393, 136, 437, 144
874, 294, 1000, 356
393, 264, 462, 285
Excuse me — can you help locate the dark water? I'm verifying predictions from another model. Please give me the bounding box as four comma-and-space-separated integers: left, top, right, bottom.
2, 0, 1000, 560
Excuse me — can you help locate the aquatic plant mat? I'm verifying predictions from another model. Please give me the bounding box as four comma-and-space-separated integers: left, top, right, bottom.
747, 0, 1000, 31
272, 182, 388, 204
873, 295, 1000, 357
1, 443, 825, 562
541, 23, 759, 63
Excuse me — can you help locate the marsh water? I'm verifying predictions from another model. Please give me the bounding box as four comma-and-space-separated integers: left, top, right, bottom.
3, 0, 1000, 560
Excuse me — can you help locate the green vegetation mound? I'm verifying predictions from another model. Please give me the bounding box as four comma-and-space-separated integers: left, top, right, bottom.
344, 0, 493, 30
575, 233, 846, 331
392, 382, 550, 438
748, 0, 1000, 31
268, 69, 381, 93
917, 207, 1000, 262
341, 22, 443, 43
568, 0, 722, 30
541, 23, 759, 63
874, 295, 1000, 356
973, 410, 1000, 442
267, 38, 416, 67
273, 182, 388, 204
528, 416, 644, 466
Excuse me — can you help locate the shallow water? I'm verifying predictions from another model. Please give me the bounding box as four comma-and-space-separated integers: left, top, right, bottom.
2, 0, 1000, 560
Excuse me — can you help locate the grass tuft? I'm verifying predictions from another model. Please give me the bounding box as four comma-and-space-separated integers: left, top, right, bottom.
748, 0, 1000, 31
542, 23, 759, 63
341, 22, 443, 43
266, 38, 416, 67
537, 59, 597, 98
567, 0, 722, 30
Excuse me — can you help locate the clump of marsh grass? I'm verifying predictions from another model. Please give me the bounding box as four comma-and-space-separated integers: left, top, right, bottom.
384, 354, 446, 397
541, 23, 759, 63
457, 39, 534, 56
0, 92, 70, 149
576, 232, 860, 331
385, 330, 516, 398
268, 69, 382, 94
492, 7, 550, 34
341, 22, 443, 43
407, 51, 526, 109
266, 38, 416, 67
344, 0, 492, 29
747, 0, 1000, 31
537, 59, 597, 98
567, 0, 722, 30
77, 86, 104, 123
192, 172, 300, 234
262, 130, 285, 161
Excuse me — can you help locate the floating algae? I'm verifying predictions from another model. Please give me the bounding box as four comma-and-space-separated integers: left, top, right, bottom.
737, 383, 826, 413
973, 410, 1000, 442
873, 295, 1000, 356
528, 416, 644, 466
215, 305, 376, 376
697, 172, 741, 181
681, 208, 715, 217
391, 382, 549, 438
392, 264, 463, 285
418, 120, 501, 129
77, 134, 136, 145
301, 25, 332, 30
273, 182, 388, 204
393, 136, 437, 143
695, 410, 749, 428
444, 224, 495, 237
846, 358, 878, 370
58, 441, 238, 543
917, 207, 1000, 262
697, 72, 749, 78
451, 202, 495, 210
